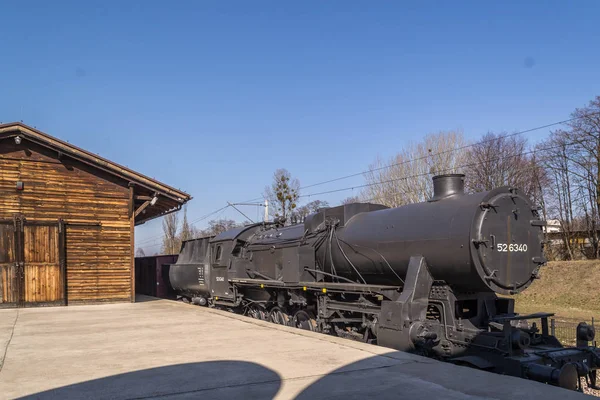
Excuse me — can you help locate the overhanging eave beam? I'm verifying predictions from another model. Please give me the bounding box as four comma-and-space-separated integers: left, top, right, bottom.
134, 200, 151, 218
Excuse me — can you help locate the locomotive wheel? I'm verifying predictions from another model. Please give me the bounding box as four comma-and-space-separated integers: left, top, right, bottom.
249, 307, 259, 319
293, 310, 317, 332
249, 306, 267, 320
269, 307, 290, 326
269, 308, 281, 324
281, 312, 290, 326
362, 328, 372, 343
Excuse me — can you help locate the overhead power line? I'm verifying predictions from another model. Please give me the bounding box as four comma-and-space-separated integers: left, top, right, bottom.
298, 136, 588, 200
235, 113, 599, 203
137, 204, 232, 249
362, 154, 548, 205
136, 204, 230, 246
299, 114, 596, 191
137, 112, 597, 250
139, 136, 583, 250
140, 134, 587, 249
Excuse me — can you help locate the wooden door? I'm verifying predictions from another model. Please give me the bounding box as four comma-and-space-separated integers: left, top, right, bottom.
22, 222, 65, 306
0, 220, 19, 308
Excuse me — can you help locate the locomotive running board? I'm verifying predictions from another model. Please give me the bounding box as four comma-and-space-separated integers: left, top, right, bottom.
230, 278, 402, 294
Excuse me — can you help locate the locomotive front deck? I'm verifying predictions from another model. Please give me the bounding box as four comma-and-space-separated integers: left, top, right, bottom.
0, 296, 594, 399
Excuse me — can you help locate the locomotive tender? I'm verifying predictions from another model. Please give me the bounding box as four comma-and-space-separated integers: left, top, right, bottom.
169, 174, 600, 392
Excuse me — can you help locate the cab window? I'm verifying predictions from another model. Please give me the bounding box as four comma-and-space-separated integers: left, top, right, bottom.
215, 245, 222, 262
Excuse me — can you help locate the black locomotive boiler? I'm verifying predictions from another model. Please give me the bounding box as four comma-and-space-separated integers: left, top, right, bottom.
169, 174, 600, 392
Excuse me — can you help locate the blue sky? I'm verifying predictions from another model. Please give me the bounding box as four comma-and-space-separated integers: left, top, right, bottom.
1, 1, 599, 254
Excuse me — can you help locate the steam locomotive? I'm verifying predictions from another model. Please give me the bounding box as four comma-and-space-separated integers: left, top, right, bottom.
168, 174, 600, 392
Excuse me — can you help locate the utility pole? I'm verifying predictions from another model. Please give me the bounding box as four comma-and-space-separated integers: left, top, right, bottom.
264, 199, 269, 223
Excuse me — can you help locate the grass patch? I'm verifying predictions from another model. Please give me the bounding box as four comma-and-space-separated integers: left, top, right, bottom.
508, 260, 600, 322
506, 260, 599, 395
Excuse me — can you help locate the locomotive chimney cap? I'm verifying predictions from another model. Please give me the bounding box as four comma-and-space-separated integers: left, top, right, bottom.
430, 173, 465, 201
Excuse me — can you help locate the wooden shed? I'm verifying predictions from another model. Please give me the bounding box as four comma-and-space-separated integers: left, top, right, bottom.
0, 122, 191, 308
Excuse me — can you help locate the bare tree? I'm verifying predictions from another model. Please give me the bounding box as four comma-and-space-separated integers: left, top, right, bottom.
179, 205, 196, 242
135, 247, 146, 257
340, 196, 361, 205
200, 219, 240, 237
161, 211, 181, 255
538, 96, 600, 259
538, 133, 578, 259
362, 130, 468, 207
463, 132, 547, 205
296, 200, 329, 219
566, 96, 600, 258
264, 168, 300, 223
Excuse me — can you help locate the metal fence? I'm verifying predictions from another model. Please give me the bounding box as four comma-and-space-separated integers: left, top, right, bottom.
512, 316, 597, 347
550, 317, 597, 347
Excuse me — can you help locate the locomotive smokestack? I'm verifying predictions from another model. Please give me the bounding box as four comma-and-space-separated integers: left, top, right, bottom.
430, 174, 465, 201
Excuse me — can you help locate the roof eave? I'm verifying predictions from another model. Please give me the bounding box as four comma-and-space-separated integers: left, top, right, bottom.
0, 122, 192, 204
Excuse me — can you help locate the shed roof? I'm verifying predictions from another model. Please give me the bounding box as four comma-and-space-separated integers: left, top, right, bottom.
0, 122, 192, 225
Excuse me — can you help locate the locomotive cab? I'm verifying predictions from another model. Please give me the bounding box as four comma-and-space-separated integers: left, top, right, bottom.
206, 223, 264, 302
209, 240, 233, 301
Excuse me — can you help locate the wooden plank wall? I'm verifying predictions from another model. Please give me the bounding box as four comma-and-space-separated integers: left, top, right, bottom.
0, 141, 132, 303
0, 223, 17, 304
23, 225, 62, 303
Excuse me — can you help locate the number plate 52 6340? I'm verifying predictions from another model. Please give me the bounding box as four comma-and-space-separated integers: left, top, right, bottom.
496, 243, 527, 252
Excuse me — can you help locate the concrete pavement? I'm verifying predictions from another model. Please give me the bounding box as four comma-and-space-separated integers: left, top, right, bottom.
0, 297, 594, 399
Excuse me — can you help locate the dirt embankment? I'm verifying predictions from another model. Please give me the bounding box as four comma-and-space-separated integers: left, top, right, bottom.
508, 260, 599, 397
509, 260, 600, 320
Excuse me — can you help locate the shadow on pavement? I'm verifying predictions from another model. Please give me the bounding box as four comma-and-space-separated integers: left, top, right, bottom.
16, 354, 587, 400
294, 353, 589, 400
18, 361, 281, 400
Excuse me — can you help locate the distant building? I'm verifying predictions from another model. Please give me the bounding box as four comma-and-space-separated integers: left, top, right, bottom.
544, 219, 561, 233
